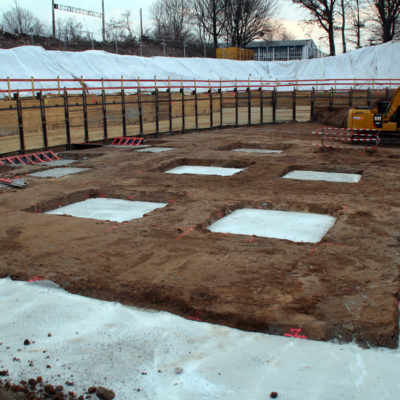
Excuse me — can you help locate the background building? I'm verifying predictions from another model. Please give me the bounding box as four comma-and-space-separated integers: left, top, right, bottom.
246, 39, 324, 61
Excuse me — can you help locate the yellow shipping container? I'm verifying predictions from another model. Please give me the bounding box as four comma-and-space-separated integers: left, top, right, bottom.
216, 47, 254, 60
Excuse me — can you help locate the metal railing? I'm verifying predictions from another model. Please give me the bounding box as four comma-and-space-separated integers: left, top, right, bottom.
0, 77, 399, 98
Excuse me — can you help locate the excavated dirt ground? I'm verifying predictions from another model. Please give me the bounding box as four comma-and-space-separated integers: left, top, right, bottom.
1, 122, 400, 349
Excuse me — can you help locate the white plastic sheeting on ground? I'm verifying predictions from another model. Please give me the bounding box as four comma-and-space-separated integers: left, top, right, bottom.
283, 170, 362, 183
136, 147, 176, 153
208, 208, 336, 243
0, 278, 399, 400
166, 166, 245, 176
29, 167, 90, 178
46, 198, 167, 222
1, 41, 399, 96
232, 149, 283, 154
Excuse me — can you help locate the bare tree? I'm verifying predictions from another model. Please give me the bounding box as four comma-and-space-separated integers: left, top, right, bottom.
338, 0, 348, 52
2, 0, 44, 35
348, 0, 366, 47
151, 0, 192, 41
262, 20, 296, 40
56, 17, 84, 42
368, 0, 400, 42
223, 0, 277, 47
121, 10, 134, 39
188, 0, 226, 50
105, 11, 135, 41
291, 0, 337, 55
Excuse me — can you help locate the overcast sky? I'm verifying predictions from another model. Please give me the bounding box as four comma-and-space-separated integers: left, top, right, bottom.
0, 0, 327, 51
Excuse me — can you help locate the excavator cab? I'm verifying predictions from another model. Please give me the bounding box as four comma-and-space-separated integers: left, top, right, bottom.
377, 101, 390, 114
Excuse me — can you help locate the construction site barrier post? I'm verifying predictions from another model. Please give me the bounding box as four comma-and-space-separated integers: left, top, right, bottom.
180, 88, 185, 134
38, 92, 49, 150
247, 87, 251, 127
121, 89, 127, 137
82, 87, 89, 143
63, 89, 71, 150
235, 87, 239, 128
219, 88, 223, 129
209, 89, 213, 130
310, 87, 315, 120
194, 88, 198, 131
167, 88, 172, 135
155, 88, 160, 138
137, 88, 144, 137
16, 91, 25, 154
292, 88, 297, 122
101, 89, 108, 144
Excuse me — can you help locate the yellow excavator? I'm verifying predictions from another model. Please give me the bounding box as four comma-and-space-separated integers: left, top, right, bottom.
348, 87, 400, 143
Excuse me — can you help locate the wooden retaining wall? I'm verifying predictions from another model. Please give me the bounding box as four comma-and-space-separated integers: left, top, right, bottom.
0, 88, 394, 156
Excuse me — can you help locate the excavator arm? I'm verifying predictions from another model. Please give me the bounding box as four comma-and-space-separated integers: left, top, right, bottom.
385, 87, 400, 124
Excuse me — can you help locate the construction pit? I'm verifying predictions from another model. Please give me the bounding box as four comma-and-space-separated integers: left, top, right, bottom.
1, 121, 400, 353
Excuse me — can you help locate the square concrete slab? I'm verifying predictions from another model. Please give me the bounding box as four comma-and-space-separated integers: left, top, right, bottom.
166, 166, 245, 176
29, 167, 90, 178
108, 145, 151, 150
42, 159, 78, 166
46, 198, 167, 222
208, 208, 336, 243
136, 147, 176, 153
283, 170, 361, 183
232, 149, 283, 154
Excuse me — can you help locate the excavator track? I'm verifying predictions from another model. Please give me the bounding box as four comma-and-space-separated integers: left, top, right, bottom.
376, 132, 400, 146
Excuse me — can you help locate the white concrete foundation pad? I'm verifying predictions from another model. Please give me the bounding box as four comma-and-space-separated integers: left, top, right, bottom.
208, 208, 336, 243
1, 278, 400, 400
232, 149, 283, 154
283, 170, 361, 183
108, 145, 151, 149
29, 167, 90, 178
136, 147, 176, 153
46, 198, 167, 222
41, 159, 78, 167
167, 166, 245, 176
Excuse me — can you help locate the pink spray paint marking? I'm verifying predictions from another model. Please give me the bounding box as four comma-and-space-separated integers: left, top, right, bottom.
104, 222, 129, 233
176, 227, 194, 240
284, 328, 307, 339
29, 276, 43, 282
187, 311, 203, 322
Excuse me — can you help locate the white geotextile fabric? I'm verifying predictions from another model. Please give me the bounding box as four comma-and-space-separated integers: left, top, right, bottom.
1, 278, 400, 400
0, 41, 399, 96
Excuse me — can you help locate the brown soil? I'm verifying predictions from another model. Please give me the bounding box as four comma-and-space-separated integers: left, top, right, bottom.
0, 122, 399, 348
0, 376, 92, 399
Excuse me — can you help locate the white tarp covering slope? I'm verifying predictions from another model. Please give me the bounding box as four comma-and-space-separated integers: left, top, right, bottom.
0, 41, 399, 96
0, 278, 400, 400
